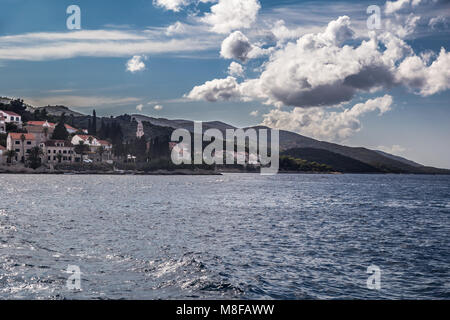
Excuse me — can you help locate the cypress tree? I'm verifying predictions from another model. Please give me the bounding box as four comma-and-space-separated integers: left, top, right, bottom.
51, 113, 69, 140
92, 110, 97, 135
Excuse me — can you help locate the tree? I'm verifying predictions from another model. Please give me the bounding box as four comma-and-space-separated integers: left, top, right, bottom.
92, 110, 97, 135
20, 134, 25, 163
74, 141, 90, 158
6, 150, 16, 164
97, 146, 105, 162
56, 153, 63, 163
43, 127, 49, 140
27, 146, 43, 169
51, 113, 69, 140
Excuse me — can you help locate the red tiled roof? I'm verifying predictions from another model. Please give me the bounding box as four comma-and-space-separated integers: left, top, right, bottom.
64, 124, 77, 131
26, 121, 52, 126
8, 132, 36, 140
0, 110, 20, 117
98, 140, 111, 146
44, 140, 73, 147
76, 134, 96, 141
26, 121, 77, 131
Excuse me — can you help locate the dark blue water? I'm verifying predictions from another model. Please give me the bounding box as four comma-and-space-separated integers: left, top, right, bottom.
0, 174, 449, 299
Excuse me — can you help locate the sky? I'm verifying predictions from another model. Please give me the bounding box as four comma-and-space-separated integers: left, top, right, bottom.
0, 0, 449, 168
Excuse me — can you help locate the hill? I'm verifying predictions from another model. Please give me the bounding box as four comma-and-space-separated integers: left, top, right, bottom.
281, 148, 381, 173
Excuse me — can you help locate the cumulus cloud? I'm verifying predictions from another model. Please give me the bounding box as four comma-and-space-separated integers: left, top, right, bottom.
126, 55, 147, 73
220, 31, 253, 62
201, 0, 261, 34
166, 21, 187, 35
153, 0, 190, 12
270, 20, 306, 41
228, 62, 244, 77
220, 31, 270, 63
187, 14, 450, 108
261, 95, 394, 142
185, 76, 240, 102
154, 105, 164, 110
136, 104, 144, 111
396, 47, 450, 95
250, 110, 259, 117
385, 0, 424, 14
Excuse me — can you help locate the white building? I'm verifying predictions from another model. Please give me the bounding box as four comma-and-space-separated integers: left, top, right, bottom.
71, 134, 101, 147
136, 121, 144, 138
0, 110, 22, 127
7, 132, 37, 163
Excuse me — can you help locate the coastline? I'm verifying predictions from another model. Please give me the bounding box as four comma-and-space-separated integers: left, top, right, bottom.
0, 166, 221, 176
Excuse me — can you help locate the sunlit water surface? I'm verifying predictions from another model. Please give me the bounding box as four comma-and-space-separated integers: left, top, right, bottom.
0, 174, 449, 299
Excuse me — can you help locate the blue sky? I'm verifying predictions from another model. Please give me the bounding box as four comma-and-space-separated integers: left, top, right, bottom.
0, 0, 449, 168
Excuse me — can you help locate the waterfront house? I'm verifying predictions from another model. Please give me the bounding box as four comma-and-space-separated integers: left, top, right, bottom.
40, 140, 76, 164
71, 134, 101, 148
71, 134, 113, 162
0, 110, 22, 127
6, 132, 37, 162
25, 121, 78, 143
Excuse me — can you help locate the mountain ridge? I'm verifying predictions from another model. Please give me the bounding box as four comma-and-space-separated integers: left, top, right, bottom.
2, 99, 448, 173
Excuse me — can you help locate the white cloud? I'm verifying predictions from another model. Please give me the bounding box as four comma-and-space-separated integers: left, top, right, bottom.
385, 0, 424, 14
270, 20, 307, 41
136, 104, 144, 111
185, 76, 240, 102
261, 95, 394, 142
166, 21, 187, 35
228, 62, 244, 77
376, 144, 407, 155
201, 0, 261, 34
187, 14, 450, 108
250, 110, 259, 116
153, 0, 190, 12
220, 31, 253, 62
0, 29, 220, 61
396, 47, 450, 95
154, 105, 164, 111
220, 31, 270, 63
126, 55, 147, 73
24, 96, 141, 108
429, 15, 448, 29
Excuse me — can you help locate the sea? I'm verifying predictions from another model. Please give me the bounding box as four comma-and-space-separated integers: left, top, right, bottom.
0, 173, 449, 299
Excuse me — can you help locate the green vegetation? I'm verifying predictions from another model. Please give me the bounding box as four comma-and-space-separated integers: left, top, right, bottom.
5, 150, 16, 164
279, 155, 333, 172
0, 133, 6, 147
73, 141, 90, 157
51, 113, 69, 140
27, 147, 43, 169
54, 162, 114, 172
281, 148, 381, 173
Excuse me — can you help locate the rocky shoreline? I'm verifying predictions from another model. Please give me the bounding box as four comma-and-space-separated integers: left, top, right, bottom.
0, 166, 221, 176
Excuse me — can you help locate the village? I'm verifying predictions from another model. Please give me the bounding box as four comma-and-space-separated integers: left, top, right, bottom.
0, 109, 114, 168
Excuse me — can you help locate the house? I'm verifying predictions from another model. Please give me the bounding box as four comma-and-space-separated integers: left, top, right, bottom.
40, 140, 76, 164
71, 134, 101, 148
71, 135, 113, 162
6, 133, 37, 162
25, 121, 78, 143
0, 110, 22, 127
0, 114, 5, 134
